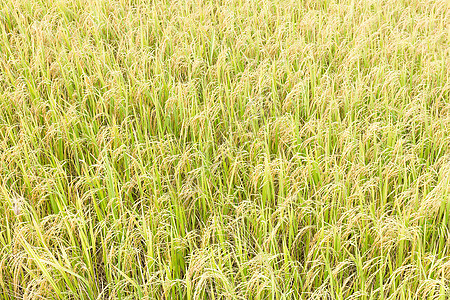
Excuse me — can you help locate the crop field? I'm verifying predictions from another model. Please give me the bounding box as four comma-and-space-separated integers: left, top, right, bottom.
0, 0, 449, 299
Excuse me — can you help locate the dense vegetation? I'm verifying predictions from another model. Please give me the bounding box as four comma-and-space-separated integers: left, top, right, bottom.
0, 0, 449, 298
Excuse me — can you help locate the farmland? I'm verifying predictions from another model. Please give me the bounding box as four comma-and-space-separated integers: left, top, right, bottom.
0, 0, 449, 299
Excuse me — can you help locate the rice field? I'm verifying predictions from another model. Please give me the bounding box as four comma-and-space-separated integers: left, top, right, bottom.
0, 0, 449, 299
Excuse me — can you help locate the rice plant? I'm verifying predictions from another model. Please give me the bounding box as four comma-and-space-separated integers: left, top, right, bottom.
0, 0, 449, 299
